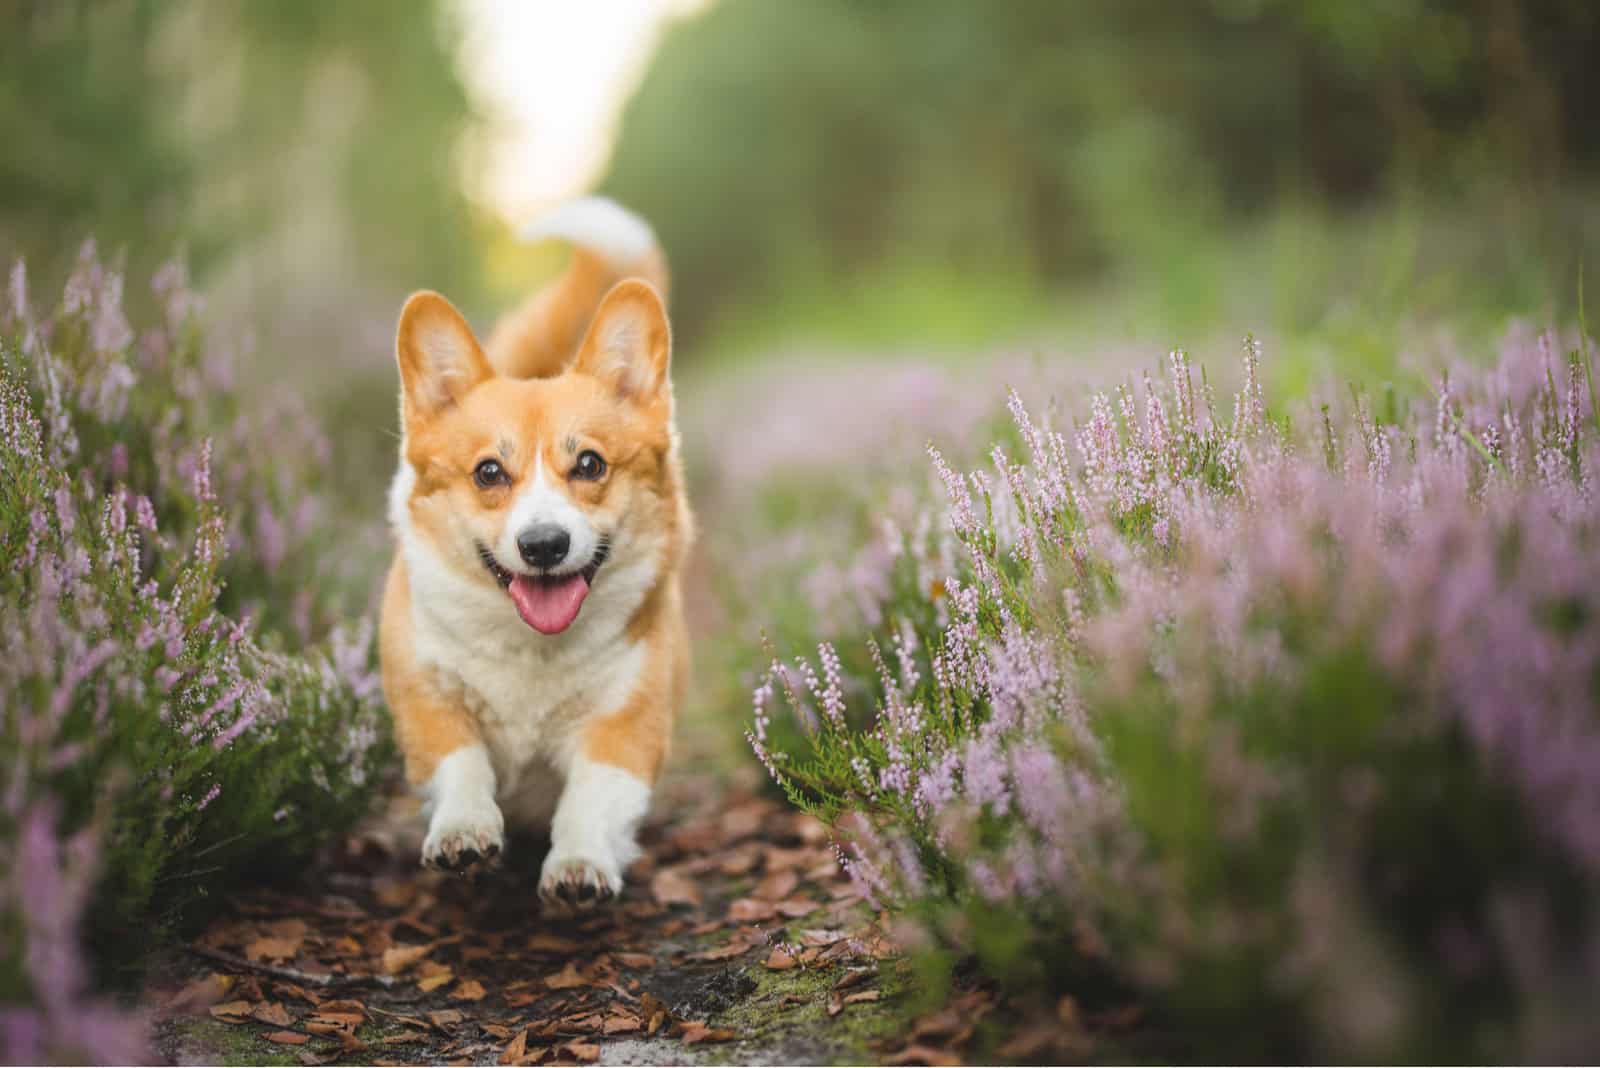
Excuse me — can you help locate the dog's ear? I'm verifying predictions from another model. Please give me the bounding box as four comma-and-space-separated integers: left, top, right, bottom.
571, 280, 671, 402
395, 291, 492, 426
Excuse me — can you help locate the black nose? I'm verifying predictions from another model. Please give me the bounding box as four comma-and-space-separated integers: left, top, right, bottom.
516, 524, 570, 569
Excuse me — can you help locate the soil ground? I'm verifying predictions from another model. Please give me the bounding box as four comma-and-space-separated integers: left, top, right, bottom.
144, 770, 938, 1067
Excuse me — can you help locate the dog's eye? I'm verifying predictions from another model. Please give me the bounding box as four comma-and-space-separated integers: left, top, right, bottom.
473, 458, 508, 488
572, 450, 606, 481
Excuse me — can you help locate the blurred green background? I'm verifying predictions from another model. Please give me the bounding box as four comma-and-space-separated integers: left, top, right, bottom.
3, 0, 1596, 388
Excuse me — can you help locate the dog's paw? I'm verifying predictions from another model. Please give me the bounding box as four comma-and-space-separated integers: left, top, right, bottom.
538, 846, 621, 909
422, 797, 505, 873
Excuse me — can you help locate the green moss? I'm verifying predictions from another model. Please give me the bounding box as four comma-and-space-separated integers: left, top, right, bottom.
161, 1018, 308, 1067
706, 958, 925, 1066
158, 1013, 438, 1067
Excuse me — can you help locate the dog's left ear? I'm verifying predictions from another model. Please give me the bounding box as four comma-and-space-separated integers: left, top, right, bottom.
571, 280, 671, 401
395, 291, 493, 427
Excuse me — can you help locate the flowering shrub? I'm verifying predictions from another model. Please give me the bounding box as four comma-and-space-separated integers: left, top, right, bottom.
747, 329, 1600, 1059
1, 247, 391, 1061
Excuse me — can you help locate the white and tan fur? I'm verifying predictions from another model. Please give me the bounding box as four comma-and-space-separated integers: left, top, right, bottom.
380, 198, 690, 907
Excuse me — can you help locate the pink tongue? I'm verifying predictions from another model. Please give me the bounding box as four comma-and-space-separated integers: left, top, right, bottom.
507, 573, 591, 634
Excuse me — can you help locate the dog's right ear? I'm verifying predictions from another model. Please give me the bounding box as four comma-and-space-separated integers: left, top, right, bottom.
396, 291, 492, 426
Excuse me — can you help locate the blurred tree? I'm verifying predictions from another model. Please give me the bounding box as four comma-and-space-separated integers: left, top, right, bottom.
0, 0, 482, 322
0, 1, 189, 282
605, 0, 1599, 342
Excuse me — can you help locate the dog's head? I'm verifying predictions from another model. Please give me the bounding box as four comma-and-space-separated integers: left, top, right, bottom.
393, 281, 680, 635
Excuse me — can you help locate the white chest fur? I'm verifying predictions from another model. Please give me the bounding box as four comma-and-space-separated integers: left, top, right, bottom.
389, 463, 654, 818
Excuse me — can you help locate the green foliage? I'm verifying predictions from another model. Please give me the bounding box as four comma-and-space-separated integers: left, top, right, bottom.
736, 326, 1600, 1059
0, 0, 482, 305
0, 254, 393, 987
607, 0, 1599, 347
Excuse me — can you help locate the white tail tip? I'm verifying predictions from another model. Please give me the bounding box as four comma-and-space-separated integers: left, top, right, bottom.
520, 196, 657, 268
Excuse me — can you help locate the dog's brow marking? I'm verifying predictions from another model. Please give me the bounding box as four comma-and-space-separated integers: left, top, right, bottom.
563, 435, 578, 455
497, 437, 515, 463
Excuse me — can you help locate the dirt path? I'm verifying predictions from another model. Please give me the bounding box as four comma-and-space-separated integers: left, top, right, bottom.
143, 770, 941, 1066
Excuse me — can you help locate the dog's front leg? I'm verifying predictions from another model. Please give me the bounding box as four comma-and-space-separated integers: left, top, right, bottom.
539, 753, 652, 907
422, 742, 505, 870
538, 664, 670, 908
382, 566, 507, 872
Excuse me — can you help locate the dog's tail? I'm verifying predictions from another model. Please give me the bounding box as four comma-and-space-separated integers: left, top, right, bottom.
484, 196, 669, 379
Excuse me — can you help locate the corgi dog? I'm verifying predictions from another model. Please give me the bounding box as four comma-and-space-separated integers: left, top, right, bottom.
379, 197, 691, 908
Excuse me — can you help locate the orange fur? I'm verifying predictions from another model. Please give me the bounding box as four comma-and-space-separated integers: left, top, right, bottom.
582, 580, 690, 780
380, 558, 484, 785
484, 246, 669, 380
380, 212, 691, 843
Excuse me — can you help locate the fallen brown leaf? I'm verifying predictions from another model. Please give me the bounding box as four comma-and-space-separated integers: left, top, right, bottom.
907, 1008, 974, 1048
860, 932, 900, 959
373, 881, 415, 909
244, 935, 302, 962
774, 894, 821, 918
560, 1039, 600, 1062
376, 1029, 429, 1046
332, 1031, 368, 1054
795, 815, 831, 843
727, 897, 778, 923
208, 999, 253, 1022
304, 1012, 364, 1037
380, 942, 431, 975
315, 999, 367, 1016
602, 1011, 641, 1035
763, 947, 798, 970
678, 1021, 737, 1045
427, 1009, 465, 1030
719, 799, 769, 840
833, 968, 874, 990
639, 993, 669, 1035
498, 1029, 529, 1066
716, 846, 761, 876
270, 918, 310, 940
843, 989, 881, 1005
544, 961, 586, 990
527, 933, 581, 954
160, 972, 233, 1019
252, 1002, 295, 1027
613, 952, 655, 969
798, 928, 847, 947
762, 846, 811, 871
273, 982, 323, 1007
804, 856, 841, 882
450, 979, 488, 1002
752, 869, 799, 901
264, 1031, 309, 1046
417, 968, 454, 993
650, 866, 702, 908
689, 939, 751, 963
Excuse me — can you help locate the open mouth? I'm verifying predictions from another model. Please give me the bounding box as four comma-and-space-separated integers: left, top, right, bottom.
476, 539, 610, 636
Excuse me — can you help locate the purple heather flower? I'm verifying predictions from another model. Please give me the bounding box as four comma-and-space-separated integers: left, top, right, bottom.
7, 259, 27, 326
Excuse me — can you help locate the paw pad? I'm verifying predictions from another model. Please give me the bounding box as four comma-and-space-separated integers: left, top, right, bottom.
539, 857, 619, 910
